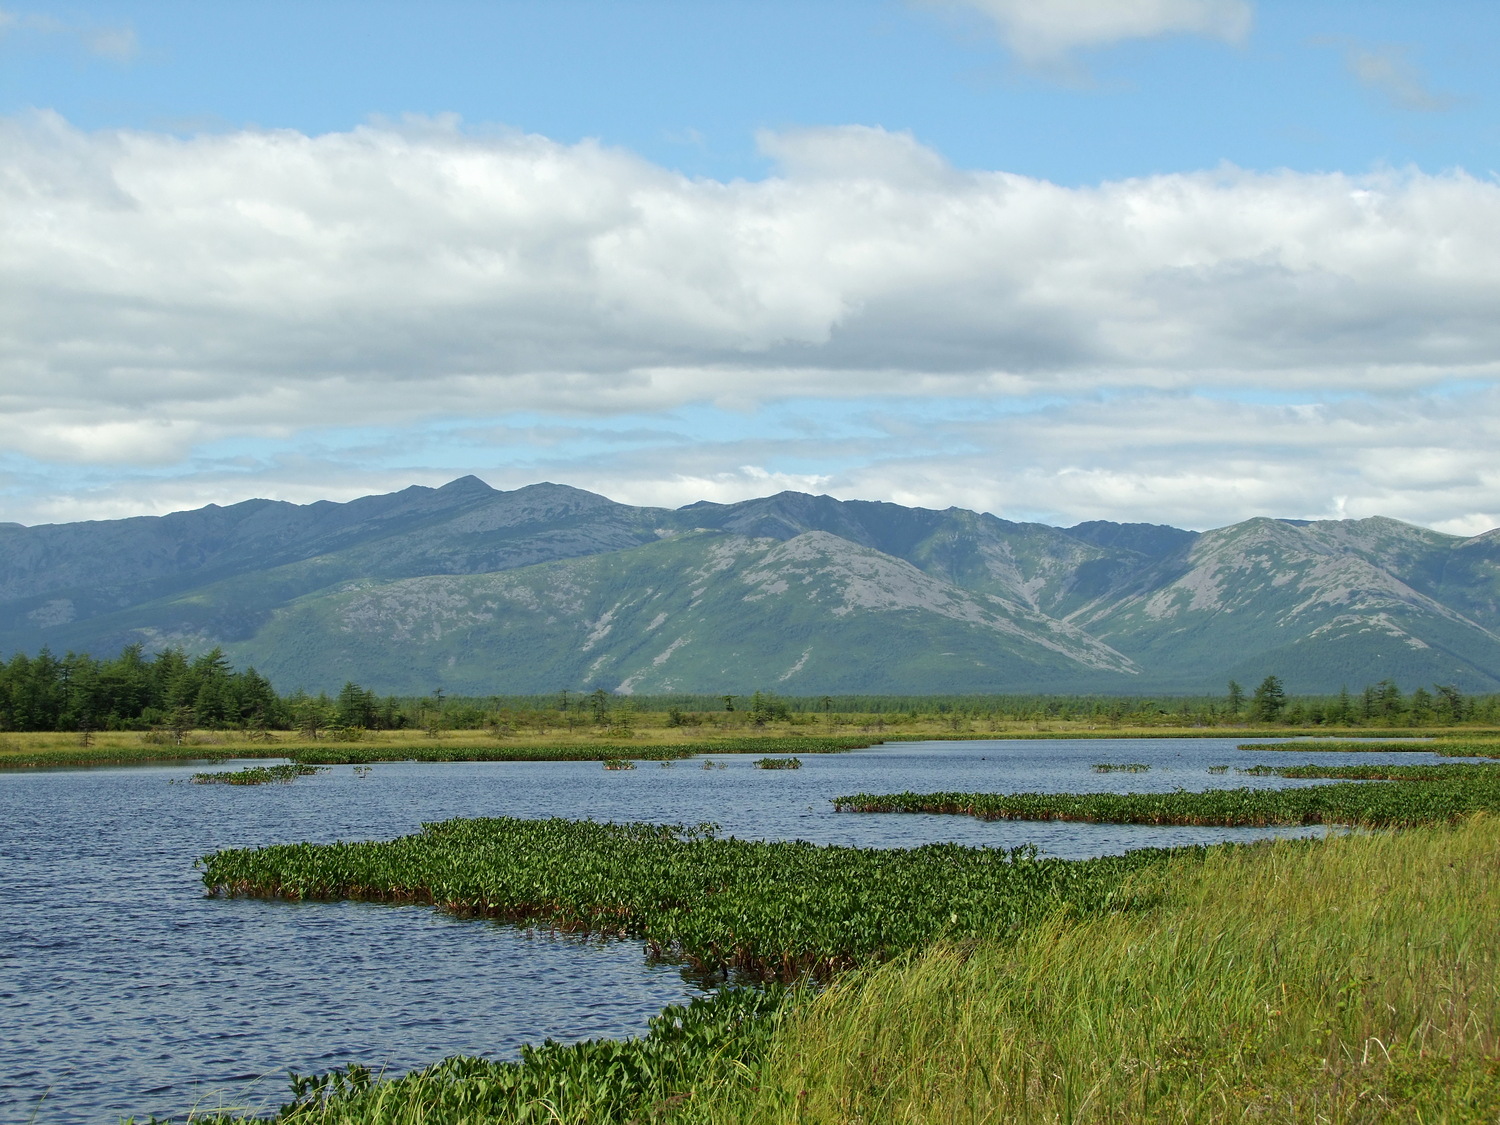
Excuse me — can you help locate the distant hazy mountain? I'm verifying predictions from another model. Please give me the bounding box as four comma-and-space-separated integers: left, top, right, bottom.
2, 479, 1497, 694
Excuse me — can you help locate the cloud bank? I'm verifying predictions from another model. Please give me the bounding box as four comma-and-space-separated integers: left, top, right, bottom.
2, 112, 1498, 533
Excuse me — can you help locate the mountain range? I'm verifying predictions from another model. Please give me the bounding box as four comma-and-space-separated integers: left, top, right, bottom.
2, 478, 1497, 695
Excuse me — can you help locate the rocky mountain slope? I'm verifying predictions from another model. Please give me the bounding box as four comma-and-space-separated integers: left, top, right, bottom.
2, 479, 1496, 694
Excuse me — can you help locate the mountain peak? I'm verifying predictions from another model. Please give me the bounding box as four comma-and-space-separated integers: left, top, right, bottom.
436, 475, 494, 494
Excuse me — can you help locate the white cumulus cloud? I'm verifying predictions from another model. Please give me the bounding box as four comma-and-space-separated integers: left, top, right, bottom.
5, 112, 1500, 455
4, 112, 1500, 533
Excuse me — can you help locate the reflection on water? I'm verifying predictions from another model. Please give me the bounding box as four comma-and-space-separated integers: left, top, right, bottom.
0, 737, 1443, 1123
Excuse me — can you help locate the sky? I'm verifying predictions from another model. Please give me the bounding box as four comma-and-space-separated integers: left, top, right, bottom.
2, 1, 1499, 534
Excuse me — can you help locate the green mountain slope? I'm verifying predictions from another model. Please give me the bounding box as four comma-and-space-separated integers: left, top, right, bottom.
0, 480, 663, 652
1, 479, 1497, 694
1078, 518, 1500, 692
671, 492, 1186, 617
225, 531, 1141, 695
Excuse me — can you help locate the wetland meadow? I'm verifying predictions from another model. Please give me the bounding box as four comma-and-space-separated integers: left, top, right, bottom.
3, 724, 1499, 1123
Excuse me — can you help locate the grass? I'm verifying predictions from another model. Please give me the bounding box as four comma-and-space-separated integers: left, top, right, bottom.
700, 815, 1500, 1124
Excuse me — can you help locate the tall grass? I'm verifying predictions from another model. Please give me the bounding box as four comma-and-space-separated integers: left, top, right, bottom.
707, 816, 1500, 1124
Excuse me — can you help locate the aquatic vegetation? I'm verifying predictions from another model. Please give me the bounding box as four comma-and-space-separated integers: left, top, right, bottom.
602, 758, 636, 771
191, 764, 327, 785
133, 985, 795, 1125
1090, 762, 1149, 772
1259, 762, 1500, 781
835, 769, 1500, 828
1207, 764, 1229, 773
754, 757, 801, 769
199, 817, 1172, 984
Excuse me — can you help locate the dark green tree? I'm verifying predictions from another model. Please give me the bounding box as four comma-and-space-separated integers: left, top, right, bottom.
1250, 675, 1286, 722
1409, 686, 1434, 724
1370, 679, 1404, 720
1435, 684, 1467, 725
1331, 684, 1353, 725
335, 681, 377, 729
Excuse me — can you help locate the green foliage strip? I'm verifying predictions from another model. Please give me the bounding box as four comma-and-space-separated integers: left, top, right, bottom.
834, 771, 1500, 828
199, 817, 1171, 984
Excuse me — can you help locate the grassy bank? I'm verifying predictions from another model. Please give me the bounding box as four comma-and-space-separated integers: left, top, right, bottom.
701, 814, 1500, 1123
0, 734, 880, 770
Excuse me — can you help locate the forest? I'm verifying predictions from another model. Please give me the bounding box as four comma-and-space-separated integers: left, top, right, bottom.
0, 643, 1494, 735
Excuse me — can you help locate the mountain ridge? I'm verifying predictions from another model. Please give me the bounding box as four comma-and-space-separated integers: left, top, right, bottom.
1, 479, 1495, 695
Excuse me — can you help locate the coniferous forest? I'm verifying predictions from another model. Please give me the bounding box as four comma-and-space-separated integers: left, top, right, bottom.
2, 642, 1496, 735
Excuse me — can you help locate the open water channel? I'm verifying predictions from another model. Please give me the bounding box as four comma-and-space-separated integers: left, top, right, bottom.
0, 736, 1443, 1123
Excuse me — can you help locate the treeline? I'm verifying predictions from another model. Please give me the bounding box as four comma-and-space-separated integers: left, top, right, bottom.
0, 645, 282, 733
0, 644, 1496, 733
0, 645, 418, 735
481, 683, 1500, 726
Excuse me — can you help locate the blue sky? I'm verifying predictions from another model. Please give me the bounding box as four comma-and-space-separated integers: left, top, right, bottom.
3, 0, 1499, 532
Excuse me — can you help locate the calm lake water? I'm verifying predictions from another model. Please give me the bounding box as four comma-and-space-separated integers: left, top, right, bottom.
0, 736, 1445, 1123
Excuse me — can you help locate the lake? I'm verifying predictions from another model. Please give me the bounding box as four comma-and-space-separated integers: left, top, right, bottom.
0, 736, 1440, 1123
